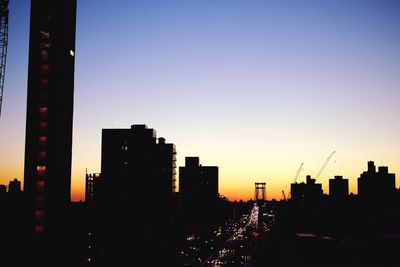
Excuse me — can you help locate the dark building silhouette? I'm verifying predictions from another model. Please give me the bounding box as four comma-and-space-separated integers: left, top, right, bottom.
23, 0, 76, 236
0, 184, 5, 195
8, 178, 21, 194
329, 175, 348, 200
291, 175, 323, 203
90, 124, 178, 265
100, 124, 176, 209
358, 161, 396, 200
179, 157, 219, 215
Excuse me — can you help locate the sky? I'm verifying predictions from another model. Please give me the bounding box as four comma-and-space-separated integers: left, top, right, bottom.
0, 0, 399, 201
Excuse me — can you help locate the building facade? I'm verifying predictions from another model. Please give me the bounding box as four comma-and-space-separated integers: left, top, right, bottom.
100, 124, 176, 209
358, 161, 396, 201
291, 175, 323, 204
23, 0, 76, 235
179, 157, 219, 213
329, 175, 348, 200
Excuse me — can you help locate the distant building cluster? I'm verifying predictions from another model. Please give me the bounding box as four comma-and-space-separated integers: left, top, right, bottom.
289, 160, 396, 203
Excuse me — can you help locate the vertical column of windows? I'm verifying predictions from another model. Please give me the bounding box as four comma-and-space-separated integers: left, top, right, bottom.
35, 22, 51, 234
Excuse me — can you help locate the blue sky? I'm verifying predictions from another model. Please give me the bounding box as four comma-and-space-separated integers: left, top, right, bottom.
1, 0, 400, 200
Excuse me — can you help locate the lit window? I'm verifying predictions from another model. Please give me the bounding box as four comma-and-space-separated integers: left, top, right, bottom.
35, 225, 44, 234
69, 49, 75, 57
40, 30, 50, 39
40, 64, 49, 74
37, 165, 46, 177
36, 181, 45, 192
39, 106, 48, 116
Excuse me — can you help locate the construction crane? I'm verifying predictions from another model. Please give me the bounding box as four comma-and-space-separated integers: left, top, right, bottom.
286, 163, 303, 199
294, 162, 304, 183
314, 151, 336, 180
281, 190, 286, 201
0, 0, 8, 118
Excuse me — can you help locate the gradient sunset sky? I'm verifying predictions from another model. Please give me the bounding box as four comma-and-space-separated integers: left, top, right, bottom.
0, 0, 399, 201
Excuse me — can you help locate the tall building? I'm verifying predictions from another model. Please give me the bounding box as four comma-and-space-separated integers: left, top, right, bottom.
358, 161, 395, 200
329, 175, 348, 201
291, 175, 323, 204
179, 157, 219, 213
23, 0, 76, 235
95, 125, 177, 264
100, 124, 176, 209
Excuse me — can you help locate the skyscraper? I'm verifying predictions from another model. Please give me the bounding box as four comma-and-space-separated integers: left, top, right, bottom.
23, 0, 76, 235
358, 161, 396, 201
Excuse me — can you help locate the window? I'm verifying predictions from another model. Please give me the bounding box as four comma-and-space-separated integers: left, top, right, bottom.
40, 42, 51, 49
37, 165, 46, 177
35, 225, 44, 234
38, 136, 47, 147
40, 30, 50, 39
36, 181, 45, 192
39, 122, 48, 131
40, 64, 49, 74
41, 50, 48, 61
35, 210, 44, 222
39, 106, 48, 119
38, 151, 47, 160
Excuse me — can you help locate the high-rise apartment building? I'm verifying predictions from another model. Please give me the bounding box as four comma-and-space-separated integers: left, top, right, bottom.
23, 0, 76, 235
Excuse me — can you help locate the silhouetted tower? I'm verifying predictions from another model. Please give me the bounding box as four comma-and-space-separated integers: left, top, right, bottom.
254, 182, 266, 202
8, 178, 21, 194
23, 0, 77, 235
329, 175, 348, 201
358, 161, 395, 201
0, 0, 8, 117
179, 157, 219, 212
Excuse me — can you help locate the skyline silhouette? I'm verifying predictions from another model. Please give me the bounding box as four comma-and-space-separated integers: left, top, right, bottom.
1, 1, 400, 266
1, 1, 400, 202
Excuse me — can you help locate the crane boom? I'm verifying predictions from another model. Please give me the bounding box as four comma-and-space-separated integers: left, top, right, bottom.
294, 162, 304, 183
0, 0, 8, 118
315, 151, 335, 180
